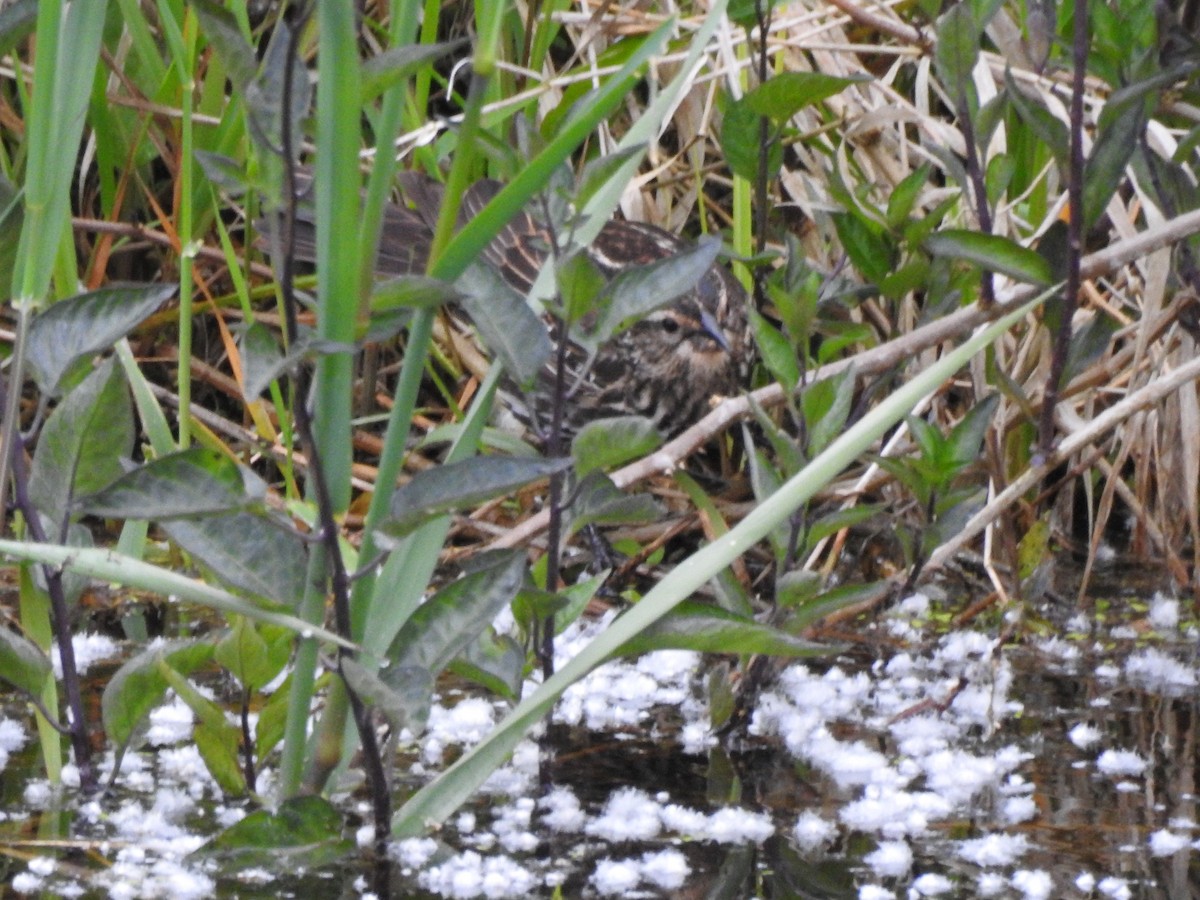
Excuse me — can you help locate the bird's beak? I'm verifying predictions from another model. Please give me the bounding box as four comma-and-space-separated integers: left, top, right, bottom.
699, 307, 731, 352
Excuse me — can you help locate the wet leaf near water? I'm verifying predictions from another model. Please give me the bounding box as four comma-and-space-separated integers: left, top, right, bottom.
196, 795, 354, 868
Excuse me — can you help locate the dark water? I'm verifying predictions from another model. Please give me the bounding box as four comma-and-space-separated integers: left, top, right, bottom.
2, 565, 1199, 898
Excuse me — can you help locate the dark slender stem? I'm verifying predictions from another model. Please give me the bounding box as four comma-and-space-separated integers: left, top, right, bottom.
1037, 0, 1088, 458
4, 416, 95, 793
752, 0, 773, 308
956, 95, 996, 308
539, 326, 572, 679
240, 689, 257, 791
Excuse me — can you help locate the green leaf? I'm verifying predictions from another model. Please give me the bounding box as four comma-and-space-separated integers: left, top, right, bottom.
361, 41, 466, 103
198, 796, 353, 867
886, 163, 931, 229
721, 93, 781, 183
162, 511, 308, 608
238, 321, 287, 400
805, 503, 883, 548
243, 19, 309, 166
102, 640, 215, 749
456, 260, 551, 387
571, 416, 661, 477
387, 551, 526, 675
384, 457, 571, 537
29, 358, 134, 527
832, 212, 893, 284
158, 659, 246, 795
76, 447, 262, 520
924, 229, 1052, 285
368, 275, 460, 314
559, 249, 608, 328
0, 626, 52, 699
191, 0, 257, 93
215, 620, 290, 693
341, 658, 433, 738
750, 310, 799, 391
0, 0, 37, 61
947, 393, 999, 468
449, 631, 525, 701
802, 368, 856, 457
566, 470, 662, 535
935, 3, 980, 110
582, 236, 723, 350
576, 145, 647, 208
781, 580, 889, 633
1004, 71, 1068, 164
613, 600, 835, 658
26, 283, 176, 396
1083, 107, 1141, 228
743, 71, 871, 121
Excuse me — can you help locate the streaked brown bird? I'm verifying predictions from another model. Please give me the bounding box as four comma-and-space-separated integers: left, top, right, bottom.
286, 173, 751, 440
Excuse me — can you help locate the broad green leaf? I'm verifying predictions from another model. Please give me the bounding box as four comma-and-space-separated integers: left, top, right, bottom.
803, 368, 856, 457
243, 19, 309, 166
198, 796, 353, 867
582, 236, 722, 350
560, 249, 608, 328
102, 640, 215, 748
743, 71, 871, 121
948, 393, 1000, 467
384, 456, 571, 537
1083, 108, 1142, 228
935, 3, 980, 110
361, 41, 466, 103
721, 93, 782, 183
190, 0, 257, 92
26, 283, 176, 396
566, 471, 662, 535
886, 163, 931, 229
29, 358, 134, 527
924, 229, 1052, 285
832, 212, 893, 284
0, 626, 52, 699
805, 503, 884, 547
1005, 71, 1068, 164
194, 149, 250, 196
341, 658, 433, 738
76, 447, 263, 520
0, 0, 36, 60
158, 659, 246, 796
450, 632, 526, 700
576, 145, 646, 208
163, 511, 308, 608
387, 551, 526, 675
456, 260, 551, 387
369, 275, 459, 314
571, 416, 660, 477
215, 620, 290, 693
239, 321, 287, 400
750, 310, 800, 392
613, 601, 835, 657
782, 580, 889, 632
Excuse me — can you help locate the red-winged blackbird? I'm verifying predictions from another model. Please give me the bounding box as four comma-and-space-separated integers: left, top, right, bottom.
286, 173, 751, 439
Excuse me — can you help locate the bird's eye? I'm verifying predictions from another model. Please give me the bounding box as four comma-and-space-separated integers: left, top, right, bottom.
660, 317, 681, 334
